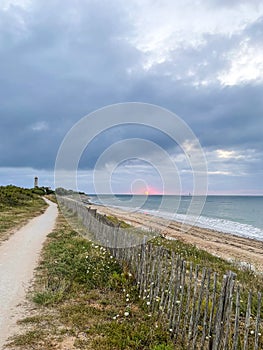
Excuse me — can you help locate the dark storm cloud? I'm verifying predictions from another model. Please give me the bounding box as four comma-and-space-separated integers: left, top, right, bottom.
79, 124, 180, 169
187, 84, 263, 150
0, 0, 141, 168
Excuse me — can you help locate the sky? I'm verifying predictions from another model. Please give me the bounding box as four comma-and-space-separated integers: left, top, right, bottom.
0, 0, 263, 194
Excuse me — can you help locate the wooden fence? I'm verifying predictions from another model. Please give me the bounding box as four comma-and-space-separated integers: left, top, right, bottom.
58, 196, 263, 349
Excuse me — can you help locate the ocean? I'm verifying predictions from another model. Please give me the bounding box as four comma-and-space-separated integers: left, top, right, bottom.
88, 195, 263, 241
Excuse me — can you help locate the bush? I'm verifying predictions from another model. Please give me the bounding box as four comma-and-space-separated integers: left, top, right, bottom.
32, 188, 46, 196
0, 185, 38, 208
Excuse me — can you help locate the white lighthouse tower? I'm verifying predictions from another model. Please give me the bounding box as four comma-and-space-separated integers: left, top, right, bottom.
34, 176, 39, 188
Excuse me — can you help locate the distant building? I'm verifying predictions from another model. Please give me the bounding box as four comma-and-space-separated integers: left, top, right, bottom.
34, 177, 39, 188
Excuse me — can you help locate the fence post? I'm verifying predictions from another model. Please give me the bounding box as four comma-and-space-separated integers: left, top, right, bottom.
233, 284, 241, 350
212, 275, 229, 350
254, 292, 262, 350
59, 197, 262, 350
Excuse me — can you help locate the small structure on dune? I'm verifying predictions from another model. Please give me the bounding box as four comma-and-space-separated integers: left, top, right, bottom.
34, 177, 39, 188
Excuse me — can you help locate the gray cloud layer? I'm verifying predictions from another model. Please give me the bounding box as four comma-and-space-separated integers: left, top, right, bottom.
0, 0, 263, 193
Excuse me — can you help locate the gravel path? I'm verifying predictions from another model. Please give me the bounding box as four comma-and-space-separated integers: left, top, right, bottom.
0, 198, 57, 349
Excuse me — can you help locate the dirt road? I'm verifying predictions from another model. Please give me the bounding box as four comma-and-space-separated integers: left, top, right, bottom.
0, 198, 57, 349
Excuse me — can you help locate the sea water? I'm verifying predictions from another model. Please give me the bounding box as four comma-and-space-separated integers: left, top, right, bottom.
88, 195, 263, 241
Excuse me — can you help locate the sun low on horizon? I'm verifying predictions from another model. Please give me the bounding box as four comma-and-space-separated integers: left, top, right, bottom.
131, 185, 164, 195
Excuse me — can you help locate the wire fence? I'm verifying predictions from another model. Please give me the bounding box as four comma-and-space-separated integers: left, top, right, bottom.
58, 196, 263, 349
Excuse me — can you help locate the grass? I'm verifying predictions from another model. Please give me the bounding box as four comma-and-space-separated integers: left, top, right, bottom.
152, 236, 263, 292
7, 215, 176, 350
5, 204, 263, 349
0, 185, 47, 243
106, 215, 131, 228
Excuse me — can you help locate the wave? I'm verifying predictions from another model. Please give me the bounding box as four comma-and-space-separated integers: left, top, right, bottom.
89, 196, 263, 241
139, 208, 263, 241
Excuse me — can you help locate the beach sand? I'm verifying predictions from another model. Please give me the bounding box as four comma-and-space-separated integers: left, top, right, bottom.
89, 204, 263, 272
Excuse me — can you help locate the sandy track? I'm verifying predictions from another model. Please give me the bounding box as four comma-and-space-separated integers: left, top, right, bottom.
0, 198, 57, 349
90, 204, 263, 272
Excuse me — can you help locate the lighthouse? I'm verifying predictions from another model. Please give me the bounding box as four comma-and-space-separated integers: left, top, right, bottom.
34, 176, 39, 188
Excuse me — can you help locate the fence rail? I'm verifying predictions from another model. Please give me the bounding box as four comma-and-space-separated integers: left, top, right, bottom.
58, 196, 263, 350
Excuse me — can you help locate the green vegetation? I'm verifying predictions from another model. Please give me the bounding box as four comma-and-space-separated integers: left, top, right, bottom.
0, 185, 47, 242
55, 187, 85, 196
5, 203, 263, 349
32, 186, 54, 196
7, 216, 176, 350
152, 237, 263, 291
103, 214, 131, 228
0, 185, 40, 208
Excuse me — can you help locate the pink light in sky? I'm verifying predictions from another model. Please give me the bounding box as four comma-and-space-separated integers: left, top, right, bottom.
131, 185, 164, 195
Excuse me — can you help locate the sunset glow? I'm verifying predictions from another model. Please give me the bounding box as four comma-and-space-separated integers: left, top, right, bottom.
132, 186, 163, 195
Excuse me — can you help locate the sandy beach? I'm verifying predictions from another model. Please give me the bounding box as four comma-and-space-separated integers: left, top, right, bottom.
89, 204, 263, 272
